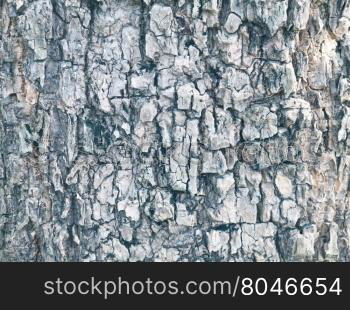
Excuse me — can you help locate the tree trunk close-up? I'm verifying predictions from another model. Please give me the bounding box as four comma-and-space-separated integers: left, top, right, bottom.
1, 0, 350, 262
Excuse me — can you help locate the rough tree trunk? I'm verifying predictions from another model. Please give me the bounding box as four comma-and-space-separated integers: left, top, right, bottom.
0, 0, 350, 262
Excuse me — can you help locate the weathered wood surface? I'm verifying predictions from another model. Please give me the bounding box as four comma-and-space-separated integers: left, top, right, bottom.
0, 0, 350, 261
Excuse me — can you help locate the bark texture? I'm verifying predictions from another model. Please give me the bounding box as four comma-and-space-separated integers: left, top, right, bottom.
1, 0, 350, 261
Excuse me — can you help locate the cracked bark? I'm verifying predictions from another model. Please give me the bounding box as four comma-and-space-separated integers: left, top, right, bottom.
1, 0, 350, 262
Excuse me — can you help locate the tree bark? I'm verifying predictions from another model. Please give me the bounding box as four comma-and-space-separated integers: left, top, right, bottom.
0, 0, 350, 261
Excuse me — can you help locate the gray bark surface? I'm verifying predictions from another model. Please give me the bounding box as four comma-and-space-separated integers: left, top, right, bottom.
1, 0, 350, 261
